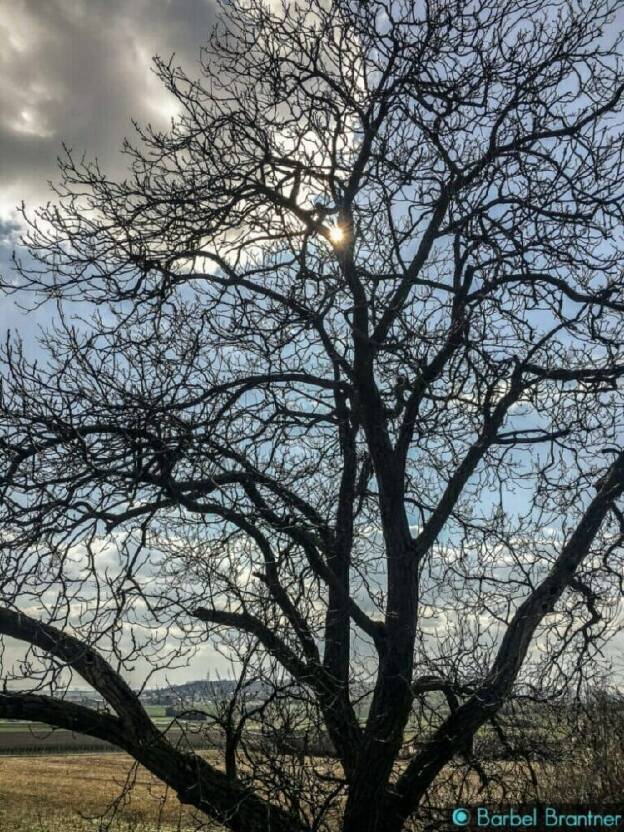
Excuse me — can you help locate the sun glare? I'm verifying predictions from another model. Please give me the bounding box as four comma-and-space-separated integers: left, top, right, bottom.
328, 225, 345, 244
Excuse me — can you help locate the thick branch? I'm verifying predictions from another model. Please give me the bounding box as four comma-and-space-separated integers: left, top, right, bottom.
391, 450, 624, 823
0, 691, 305, 832
0, 607, 153, 737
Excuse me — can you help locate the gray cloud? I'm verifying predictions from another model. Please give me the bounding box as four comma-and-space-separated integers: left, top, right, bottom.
0, 0, 217, 219
0, 0, 221, 453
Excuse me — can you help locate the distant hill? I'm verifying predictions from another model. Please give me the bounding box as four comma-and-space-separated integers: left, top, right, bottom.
141, 678, 268, 704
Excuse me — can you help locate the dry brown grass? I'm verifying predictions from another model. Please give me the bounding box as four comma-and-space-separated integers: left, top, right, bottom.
0, 748, 619, 832
0, 752, 223, 831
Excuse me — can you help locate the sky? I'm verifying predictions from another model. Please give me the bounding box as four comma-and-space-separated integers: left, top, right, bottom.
0, 0, 228, 687
2, 0, 624, 689
0, 0, 217, 213
0, 0, 219, 337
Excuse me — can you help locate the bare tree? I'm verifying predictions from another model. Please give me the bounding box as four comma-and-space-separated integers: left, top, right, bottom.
2, 0, 624, 830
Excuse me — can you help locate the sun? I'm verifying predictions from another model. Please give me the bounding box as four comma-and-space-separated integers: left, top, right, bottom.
328, 225, 345, 244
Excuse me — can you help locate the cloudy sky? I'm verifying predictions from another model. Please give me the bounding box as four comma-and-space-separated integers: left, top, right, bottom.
2, 1, 624, 689
0, 0, 219, 336
0, 0, 217, 212
0, 0, 228, 686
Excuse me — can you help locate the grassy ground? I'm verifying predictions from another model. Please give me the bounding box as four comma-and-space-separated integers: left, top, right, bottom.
0, 753, 221, 831
0, 710, 620, 831
0, 753, 558, 832
0, 752, 619, 832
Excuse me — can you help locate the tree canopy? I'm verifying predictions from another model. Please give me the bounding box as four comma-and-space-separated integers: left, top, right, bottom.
2, 1, 624, 830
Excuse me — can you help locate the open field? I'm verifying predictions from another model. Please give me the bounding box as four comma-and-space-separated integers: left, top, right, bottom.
0, 705, 621, 832
0, 719, 223, 756
0, 748, 622, 832
0, 704, 234, 829
0, 751, 584, 832
0, 752, 221, 831
0, 727, 219, 755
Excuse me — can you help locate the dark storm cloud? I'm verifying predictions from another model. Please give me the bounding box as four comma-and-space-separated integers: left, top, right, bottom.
0, 0, 217, 218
